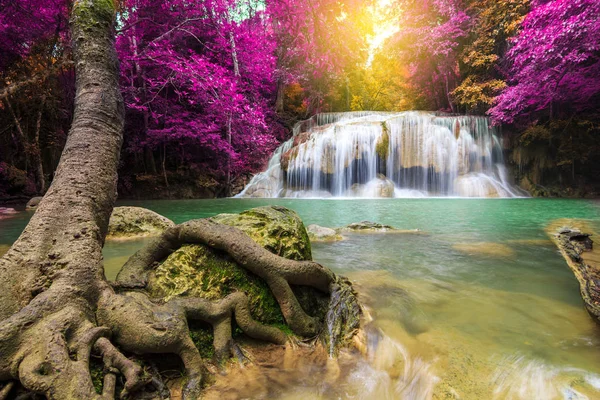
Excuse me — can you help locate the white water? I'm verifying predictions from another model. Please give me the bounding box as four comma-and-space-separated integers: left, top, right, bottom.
237, 111, 525, 198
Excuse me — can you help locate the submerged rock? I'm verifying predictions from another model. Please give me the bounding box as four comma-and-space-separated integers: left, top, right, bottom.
452, 242, 515, 257
0, 207, 18, 220
339, 221, 398, 233
547, 219, 600, 322
337, 221, 426, 236
107, 206, 175, 239
307, 224, 344, 242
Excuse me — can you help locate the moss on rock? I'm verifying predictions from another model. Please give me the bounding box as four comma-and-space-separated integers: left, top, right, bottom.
210, 205, 312, 261
148, 206, 316, 330
376, 123, 390, 161
107, 206, 175, 240
149, 244, 285, 325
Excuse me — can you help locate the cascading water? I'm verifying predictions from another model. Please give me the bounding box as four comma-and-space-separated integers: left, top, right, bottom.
237, 111, 525, 198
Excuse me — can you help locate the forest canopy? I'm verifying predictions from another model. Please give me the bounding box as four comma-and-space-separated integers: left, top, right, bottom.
1, 0, 599, 199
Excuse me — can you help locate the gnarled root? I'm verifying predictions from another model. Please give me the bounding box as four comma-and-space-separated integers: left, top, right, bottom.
0, 299, 142, 399
116, 219, 337, 337
96, 288, 287, 398
1, 218, 355, 399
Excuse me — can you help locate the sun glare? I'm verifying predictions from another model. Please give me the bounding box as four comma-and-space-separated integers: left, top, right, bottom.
366, 0, 400, 67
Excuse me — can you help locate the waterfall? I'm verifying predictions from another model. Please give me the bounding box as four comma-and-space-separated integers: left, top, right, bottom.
237, 111, 525, 198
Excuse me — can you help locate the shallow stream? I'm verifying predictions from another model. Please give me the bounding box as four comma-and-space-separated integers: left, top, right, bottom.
2, 198, 600, 399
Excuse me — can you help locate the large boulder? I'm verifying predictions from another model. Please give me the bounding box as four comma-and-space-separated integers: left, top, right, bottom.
210, 206, 312, 261
107, 206, 175, 239
147, 206, 327, 331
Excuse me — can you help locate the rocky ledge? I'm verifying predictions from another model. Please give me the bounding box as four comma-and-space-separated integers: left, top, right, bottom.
547, 219, 600, 321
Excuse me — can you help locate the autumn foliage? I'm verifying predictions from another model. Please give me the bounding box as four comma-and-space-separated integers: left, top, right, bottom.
0, 0, 599, 197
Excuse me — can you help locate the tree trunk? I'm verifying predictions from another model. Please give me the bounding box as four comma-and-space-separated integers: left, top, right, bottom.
0, 0, 126, 396
229, 31, 240, 78
0, 2, 359, 399
275, 76, 285, 113
4, 96, 29, 173
32, 95, 47, 194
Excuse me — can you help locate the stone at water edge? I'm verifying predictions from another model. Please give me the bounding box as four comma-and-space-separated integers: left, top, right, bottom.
339, 221, 397, 232
546, 219, 600, 322
25, 196, 43, 209
107, 206, 175, 240
210, 206, 312, 261
307, 224, 344, 242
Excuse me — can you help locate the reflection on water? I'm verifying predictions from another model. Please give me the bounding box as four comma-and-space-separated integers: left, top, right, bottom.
1, 198, 600, 398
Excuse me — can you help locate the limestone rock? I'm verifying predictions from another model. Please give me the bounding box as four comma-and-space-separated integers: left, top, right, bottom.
307, 224, 344, 242
339, 221, 397, 233
547, 219, 600, 323
210, 206, 312, 261
107, 206, 175, 239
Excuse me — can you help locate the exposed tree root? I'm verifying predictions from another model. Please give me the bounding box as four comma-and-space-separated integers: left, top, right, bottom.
116, 219, 337, 337
0, 216, 351, 399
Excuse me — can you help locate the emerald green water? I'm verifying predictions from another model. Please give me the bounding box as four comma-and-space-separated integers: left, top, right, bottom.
1, 198, 600, 399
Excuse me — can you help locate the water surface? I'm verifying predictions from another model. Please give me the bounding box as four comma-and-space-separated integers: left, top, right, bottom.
1, 198, 600, 399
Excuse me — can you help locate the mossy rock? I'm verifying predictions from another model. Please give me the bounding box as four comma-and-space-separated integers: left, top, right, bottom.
148, 244, 285, 325
210, 205, 312, 261
107, 206, 175, 239
147, 206, 325, 353
376, 123, 390, 161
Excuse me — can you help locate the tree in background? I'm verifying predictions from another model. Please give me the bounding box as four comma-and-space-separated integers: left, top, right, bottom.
387, 0, 472, 112
490, 0, 600, 124
452, 0, 529, 114
490, 0, 600, 190
267, 0, 369, 116
0, 0, 72, 196
117, 0, 283, 196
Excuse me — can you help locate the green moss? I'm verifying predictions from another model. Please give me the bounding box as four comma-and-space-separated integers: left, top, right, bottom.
148, 206, 322, 354
107, 207, 174, 239
89, 358, 104, 394
151, 244, 285, 324
189, 322, 215, 359
211, 206, 312, 261
72, 0, 115, 31
376, 123, 390, 161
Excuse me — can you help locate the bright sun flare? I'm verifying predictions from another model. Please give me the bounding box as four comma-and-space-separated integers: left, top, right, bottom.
366, 0, 400, 67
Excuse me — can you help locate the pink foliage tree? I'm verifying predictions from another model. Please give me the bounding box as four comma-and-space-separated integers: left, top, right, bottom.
117, 0, 284, 190
490, 0, 600, 124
